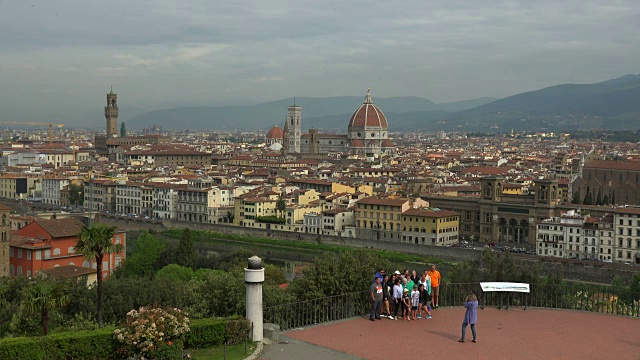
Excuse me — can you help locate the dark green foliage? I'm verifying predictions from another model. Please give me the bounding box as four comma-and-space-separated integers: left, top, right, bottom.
68, 184, 84, 207
185, 317, 249, 349
0, 318, 249, 359
0, 337, 43, 360
595, 189, 603, 205
0, 327, 117, 360
120, 231, 164, 277
156, 264, 196, 282
288, 249, 392, 300
449, 249, 541, 286
583, 186, 593, 205
101, 276, 188, 325
175, 228, 196, 268
571, 188, 581, 204
256, 215, 286, 224
275, 197, 286, 218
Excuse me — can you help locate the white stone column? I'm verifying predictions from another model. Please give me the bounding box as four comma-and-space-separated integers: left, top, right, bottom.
245, 256, 264, 342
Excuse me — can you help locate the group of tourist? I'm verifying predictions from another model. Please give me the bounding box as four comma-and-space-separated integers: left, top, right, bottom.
370, 265, 442, 321
369, 265, 479, 343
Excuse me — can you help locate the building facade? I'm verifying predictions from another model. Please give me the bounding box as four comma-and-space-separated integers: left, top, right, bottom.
423, 177, 563, 245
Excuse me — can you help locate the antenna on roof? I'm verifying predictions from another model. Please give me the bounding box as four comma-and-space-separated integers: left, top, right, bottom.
293, 96, 296, 106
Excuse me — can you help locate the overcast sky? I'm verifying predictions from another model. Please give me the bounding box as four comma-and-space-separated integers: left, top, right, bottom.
1, 0, 638, 126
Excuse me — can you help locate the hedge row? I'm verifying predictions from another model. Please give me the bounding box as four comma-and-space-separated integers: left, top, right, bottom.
0, 327, 118, 360
0, 317, 250, 359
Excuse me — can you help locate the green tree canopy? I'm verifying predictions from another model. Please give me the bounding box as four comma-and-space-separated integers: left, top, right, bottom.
156, 264, 196, 283
288, 250, 391, 300
121, 231, 164, 277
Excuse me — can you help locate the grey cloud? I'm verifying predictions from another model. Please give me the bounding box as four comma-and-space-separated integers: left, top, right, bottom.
0, 0, 638, 126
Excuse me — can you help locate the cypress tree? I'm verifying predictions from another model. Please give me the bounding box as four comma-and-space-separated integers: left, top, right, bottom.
583, 186, 593, 205
175, 228, 195, 268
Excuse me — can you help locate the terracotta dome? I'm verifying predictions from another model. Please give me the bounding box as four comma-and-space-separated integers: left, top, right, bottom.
381, 139, 394, 147
348, 89, 388, 130
266, 125, 284, 139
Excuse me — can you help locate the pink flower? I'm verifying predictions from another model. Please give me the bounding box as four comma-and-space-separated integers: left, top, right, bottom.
168, 341, 173, 346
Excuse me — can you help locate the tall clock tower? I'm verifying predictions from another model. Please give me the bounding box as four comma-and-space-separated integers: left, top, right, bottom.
105, 87, 119, 138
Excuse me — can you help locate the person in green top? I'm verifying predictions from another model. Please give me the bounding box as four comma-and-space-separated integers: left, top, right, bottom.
405, 277, 415, 295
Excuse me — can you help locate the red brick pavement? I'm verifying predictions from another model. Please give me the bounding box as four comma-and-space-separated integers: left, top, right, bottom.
287, 308, 640, 360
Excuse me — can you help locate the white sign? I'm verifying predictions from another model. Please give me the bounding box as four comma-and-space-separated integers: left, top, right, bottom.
480, 282, 530, 293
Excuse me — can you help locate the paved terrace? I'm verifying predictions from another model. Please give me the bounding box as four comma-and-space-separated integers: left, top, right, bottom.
263, 308, 639, 360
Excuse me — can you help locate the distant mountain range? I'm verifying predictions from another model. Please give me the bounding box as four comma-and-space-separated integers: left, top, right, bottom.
125, 74, 640, 132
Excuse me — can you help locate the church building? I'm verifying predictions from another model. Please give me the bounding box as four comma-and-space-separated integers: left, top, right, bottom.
266, 89, 394, 157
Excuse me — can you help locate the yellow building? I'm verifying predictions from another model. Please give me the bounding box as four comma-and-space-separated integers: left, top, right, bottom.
234, 194, 278, 226
401, 207, 460, 246
502, 183, 524, 195
355, 197, 428, 241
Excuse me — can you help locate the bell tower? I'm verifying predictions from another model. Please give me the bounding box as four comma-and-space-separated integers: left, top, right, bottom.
105, 87, 119, 138
285, 99, 301, 153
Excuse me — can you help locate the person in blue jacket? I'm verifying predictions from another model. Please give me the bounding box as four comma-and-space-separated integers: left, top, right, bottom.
459, 293, 478, 343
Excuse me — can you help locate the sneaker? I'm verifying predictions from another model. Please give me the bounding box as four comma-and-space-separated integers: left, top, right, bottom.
459, 339, 465, 343
417, 314, 422, 319
388, 316, 395, 320
472, 340, 477, 343
426, 315, 432, 319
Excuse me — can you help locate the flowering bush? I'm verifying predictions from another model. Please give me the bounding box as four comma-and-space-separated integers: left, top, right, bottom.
114, 306, 190, 359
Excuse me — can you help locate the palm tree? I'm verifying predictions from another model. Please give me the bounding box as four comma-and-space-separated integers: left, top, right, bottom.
75, 223, 123, 328
23, 281, 70, 335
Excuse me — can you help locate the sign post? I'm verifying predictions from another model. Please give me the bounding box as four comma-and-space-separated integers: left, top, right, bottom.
480, 282, 530, 311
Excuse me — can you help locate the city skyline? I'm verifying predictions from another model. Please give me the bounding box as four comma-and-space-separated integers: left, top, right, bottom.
1, 1, 639, 126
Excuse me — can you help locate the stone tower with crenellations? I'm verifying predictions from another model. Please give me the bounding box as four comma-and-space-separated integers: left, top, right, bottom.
0, 205, 10, 277
105, 87, 119, 138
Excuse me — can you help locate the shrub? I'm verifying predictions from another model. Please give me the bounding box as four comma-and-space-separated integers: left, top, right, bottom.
0, 327, 117, 360
0, 316, 248, 359
185, 316, 250, 349
114, 306, 190, 359
0, 337, 43, 360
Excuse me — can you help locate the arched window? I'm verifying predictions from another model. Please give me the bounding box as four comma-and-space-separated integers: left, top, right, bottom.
53, 248, 61, 256
17, 266, 22, 276
68, 246, 75, 254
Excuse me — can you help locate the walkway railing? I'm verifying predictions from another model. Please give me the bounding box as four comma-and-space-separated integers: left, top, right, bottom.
264, 291, 369, 331
265, 283, 639, 331
438, 283, 640, 317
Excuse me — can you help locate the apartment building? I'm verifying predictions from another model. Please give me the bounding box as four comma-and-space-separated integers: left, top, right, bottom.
84, 179, 117, 212
152, 184, 183, 220
354, 197, 428, 241
115, 182, 142, 215
42, 177, 69, 206
320, 208, 354, 237
614, 207, 640, 264
537, 210, 618, 262
401, 207, 460, 246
